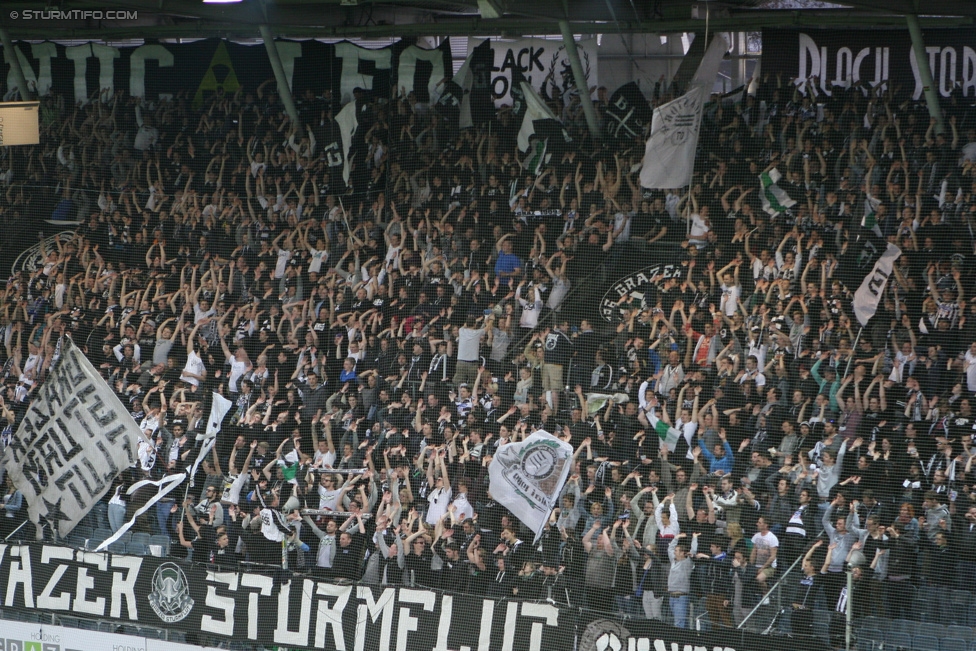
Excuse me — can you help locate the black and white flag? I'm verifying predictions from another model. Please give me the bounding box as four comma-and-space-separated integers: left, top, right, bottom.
840, 229, 902, 326
95, 392, 232, 552
517, 82, 561, 153
605, 82, 652, 141
2, 338, 138, 539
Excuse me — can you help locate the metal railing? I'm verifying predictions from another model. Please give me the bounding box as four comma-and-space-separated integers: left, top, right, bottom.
736, 548, 806, 631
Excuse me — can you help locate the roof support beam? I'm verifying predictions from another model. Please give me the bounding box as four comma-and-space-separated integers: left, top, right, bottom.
260, 24, 300, 126
559, 20, 601, 144
0, 11, 969, 40
905, 13, 943, 135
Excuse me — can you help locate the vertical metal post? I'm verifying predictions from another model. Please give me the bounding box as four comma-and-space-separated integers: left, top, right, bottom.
845, 569, 854, 651
558, 21, 601, 143
0, 29, 30, 101
905, 13, 944, 135
259, 24, 300, 126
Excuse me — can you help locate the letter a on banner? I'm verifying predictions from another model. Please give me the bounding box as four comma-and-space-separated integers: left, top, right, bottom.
193, 41, 242, 109
2, 338, 139, 540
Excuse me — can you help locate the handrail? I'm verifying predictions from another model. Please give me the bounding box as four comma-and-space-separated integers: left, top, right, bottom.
736, 547, 805, 630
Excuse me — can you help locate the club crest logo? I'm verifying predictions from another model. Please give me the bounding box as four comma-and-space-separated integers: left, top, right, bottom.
148, 562, 194, 623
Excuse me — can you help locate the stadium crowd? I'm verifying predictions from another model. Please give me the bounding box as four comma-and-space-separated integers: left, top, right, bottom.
0, 67, 975, 640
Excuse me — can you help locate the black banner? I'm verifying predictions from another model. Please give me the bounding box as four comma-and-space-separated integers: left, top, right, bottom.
0, 38, 452, 107
0, 541, 833, 651
761, 28, 976, 100
0, 543, 573, 651
577, 613, 832, 651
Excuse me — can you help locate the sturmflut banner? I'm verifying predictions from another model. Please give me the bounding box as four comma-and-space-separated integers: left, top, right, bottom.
2, 340, 138, 539
0, 543, 832, 651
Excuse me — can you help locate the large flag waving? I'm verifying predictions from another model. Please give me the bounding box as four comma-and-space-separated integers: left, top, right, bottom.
605, 82, 652, 141
639, 88, 705, 189
95, 392, 232, 552
640, 35, 728, 189
488, 431, 573, 542
468, 39, 493, 128
839, 229, 902, 326
2, 338, 138, 540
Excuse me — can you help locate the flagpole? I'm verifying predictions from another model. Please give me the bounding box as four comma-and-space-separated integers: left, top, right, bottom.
843, 326, 864, 381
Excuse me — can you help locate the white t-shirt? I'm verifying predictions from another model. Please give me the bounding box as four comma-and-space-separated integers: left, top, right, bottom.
751, 530, 779, 568
720, 283, 740, 317
965, 350, 976, 393
181, 350, 206, 387
425, 486, 452, 525
227, 357, 249, 393
275, 249, 292, 279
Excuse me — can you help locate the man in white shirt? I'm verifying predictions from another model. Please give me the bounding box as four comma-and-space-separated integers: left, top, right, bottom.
455, 315, 489, 386
750, 516, 779, 587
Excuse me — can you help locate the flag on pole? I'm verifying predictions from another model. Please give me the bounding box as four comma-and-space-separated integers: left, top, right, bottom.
647, 411, 681, 452
759, 167, 797, 217
96, 392, 232, 552
2, 338, 138, 540
188, 393, 233, 484
605, 82, 652, 141
639, 87, 705, 189
488, 431, 573, 543
639, 34, 728, 190
839, 230, 902, 326
335, 100, 358, 185
468, 39, 494, 128
517, 81, 560, 152
523, 137, 548, 175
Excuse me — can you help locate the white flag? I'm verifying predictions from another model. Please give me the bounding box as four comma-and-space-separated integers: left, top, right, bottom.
335, 101, 358, 185
97, 392, 233, 551
190, 392, 233, 482
639, 34, 727, 190
2, 339, 138, 539
853, 242, 901, 326
517, 81, 559, 153
488, 430, 573, 543
639, 87, 705, 189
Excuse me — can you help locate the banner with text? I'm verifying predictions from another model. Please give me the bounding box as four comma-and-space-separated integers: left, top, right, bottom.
1, 340, 138, 539
0, 38, 452, 107
0, 543, 573, 651
761, 28, 976, 100
469, 37, 598, 106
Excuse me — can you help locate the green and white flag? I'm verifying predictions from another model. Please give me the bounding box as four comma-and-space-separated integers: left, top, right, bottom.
488, 430, 573, 542
759, 167, 796, 217
647, 411, 681, 452
523, 138, 548, 176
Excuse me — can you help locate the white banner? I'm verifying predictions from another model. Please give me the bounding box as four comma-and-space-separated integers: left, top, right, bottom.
853, 242, 901, 327
488, 430, 573, 542
2, 339, 138, 539
639, 87, 704, 189
470, 37, 598, 106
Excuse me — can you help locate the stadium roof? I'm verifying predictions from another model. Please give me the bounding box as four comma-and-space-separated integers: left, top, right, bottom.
0, 0, 971, 40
